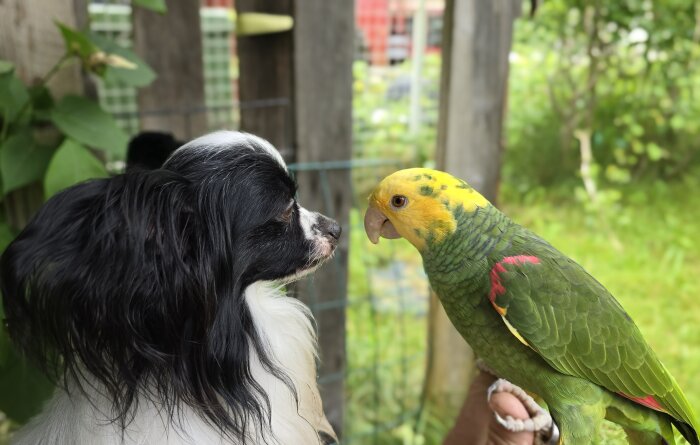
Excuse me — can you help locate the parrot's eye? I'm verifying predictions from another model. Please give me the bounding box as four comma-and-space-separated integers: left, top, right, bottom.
390, 195, 408, 209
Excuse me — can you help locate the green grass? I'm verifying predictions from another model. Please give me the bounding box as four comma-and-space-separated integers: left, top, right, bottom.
345, 178, 700, 444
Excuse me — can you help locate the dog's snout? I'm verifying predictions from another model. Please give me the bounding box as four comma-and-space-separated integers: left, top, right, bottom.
327, 220, 341, 240
317, 215, 341, 240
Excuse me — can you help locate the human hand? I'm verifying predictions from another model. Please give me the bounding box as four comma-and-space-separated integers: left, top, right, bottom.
443, 372, 558, 445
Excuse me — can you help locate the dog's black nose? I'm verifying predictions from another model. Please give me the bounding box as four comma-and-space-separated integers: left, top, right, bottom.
326, 220, 342, 240
315, 215, 342, 240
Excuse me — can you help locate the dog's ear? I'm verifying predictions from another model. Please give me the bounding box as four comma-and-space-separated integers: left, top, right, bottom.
0, 167, 287, 438
0, 171, 199, 405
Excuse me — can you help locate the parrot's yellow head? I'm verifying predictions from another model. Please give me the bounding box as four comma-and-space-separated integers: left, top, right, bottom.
364, 168, 490, 251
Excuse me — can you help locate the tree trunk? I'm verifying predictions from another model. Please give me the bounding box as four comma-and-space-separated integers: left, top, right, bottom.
132, 0, 207, 141
293, 0, 354, 437
427, 0, 521, 424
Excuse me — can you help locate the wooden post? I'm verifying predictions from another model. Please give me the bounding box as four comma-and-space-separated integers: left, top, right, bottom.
427, 0, 521, 422
236, 0, 294, 159
132, 0, 208, 141
293, 0, 354, 437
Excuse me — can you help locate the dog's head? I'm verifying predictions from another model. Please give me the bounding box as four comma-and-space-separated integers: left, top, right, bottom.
0, 131, 340, 439
163, 131, 340, 286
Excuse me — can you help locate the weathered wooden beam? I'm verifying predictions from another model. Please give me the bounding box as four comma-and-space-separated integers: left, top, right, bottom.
132, 0, 208, 141
437, 0, 521, 199
293, 0, 354, 436
428, 0, 521, 422
236, 0, 294, 159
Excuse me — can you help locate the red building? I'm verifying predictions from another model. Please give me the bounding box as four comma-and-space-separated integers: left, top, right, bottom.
356, 0, 444, 65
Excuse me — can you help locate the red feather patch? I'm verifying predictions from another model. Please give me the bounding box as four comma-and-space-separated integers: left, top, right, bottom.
618, 393, 667, 413
489, 255, 540, 314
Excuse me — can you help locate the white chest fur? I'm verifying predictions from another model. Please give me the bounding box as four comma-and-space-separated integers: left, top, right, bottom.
11, 283, 333, 445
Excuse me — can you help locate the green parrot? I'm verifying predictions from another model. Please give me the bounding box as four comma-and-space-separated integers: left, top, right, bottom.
364, 168, 698, 445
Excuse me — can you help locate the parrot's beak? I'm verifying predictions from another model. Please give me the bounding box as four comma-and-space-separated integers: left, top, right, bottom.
364, 205, 401, 244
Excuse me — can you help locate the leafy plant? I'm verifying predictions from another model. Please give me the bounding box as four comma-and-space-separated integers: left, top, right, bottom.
0, 15, 157, 428
505, 0, 700, 200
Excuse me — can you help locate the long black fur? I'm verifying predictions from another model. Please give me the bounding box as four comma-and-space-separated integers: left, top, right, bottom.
1, 138, 333, 442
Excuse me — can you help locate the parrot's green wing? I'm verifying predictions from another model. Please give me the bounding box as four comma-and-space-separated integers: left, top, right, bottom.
490, 249, 698, 439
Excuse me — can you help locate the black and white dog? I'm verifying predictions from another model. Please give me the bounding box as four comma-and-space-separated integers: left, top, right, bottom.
1, 131, 339, 444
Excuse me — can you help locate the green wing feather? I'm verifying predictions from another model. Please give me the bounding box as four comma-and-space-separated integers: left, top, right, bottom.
492, 241, 698, 434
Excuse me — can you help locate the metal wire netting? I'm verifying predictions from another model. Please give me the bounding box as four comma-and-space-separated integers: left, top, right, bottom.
289, 160, 429, 444
89, 1, 440, 443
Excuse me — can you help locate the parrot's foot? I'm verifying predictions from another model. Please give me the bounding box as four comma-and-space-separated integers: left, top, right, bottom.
487, 378, 560, 445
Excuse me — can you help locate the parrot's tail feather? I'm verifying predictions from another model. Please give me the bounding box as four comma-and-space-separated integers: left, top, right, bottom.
669, 417, 698, 445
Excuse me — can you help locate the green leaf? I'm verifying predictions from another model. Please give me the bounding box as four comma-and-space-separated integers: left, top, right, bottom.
28, 85, 55, 121
0, 59, 14, 74
669, 114, 685, 130
49, 95, 129, 156
0, 222, 14, 364
0, 347, 54, 423
0, 130, 56, 194
133, 0, 167, 13
0, 71, 30, 124
0, 216, 54, 421
0, 222, 14, 254
647, 143, 665, 161
87, 33, 156, 87
56, 22, 98, 60
44, 139, 107, 198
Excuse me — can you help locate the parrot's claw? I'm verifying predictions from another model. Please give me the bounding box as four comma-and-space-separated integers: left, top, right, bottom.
487, 378, 561, 445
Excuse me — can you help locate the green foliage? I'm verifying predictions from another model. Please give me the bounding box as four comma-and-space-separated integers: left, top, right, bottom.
506, 0, 700, 196
57, 23, 156, 87
44, 139, 108, 199
57, 22, 100, 61
0, 355, 54, 425
0, 71, 30, 127
87, 33, 156, 87
0, 61, 13, 74
50, 95, 128, 155
0, 21, 153, 207
345, 207, 430, 444
353, 55, 440, 167
0, 21, 155, 428
0, 130, 55, 194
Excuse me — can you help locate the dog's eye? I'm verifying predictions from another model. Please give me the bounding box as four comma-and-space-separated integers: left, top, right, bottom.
279, 203, 294, 222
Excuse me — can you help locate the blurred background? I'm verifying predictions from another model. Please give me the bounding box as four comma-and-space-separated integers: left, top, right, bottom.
0, 0, 699, 444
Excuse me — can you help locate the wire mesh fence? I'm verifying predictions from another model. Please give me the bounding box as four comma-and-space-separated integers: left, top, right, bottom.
88, 1, 443, 443
89, 3, 237, 135
289, 159, 429, 444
